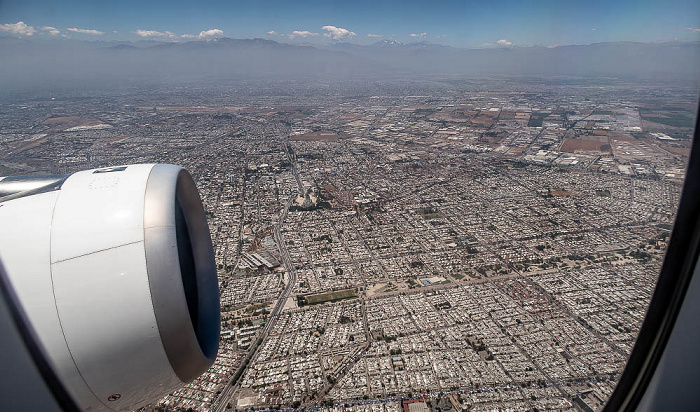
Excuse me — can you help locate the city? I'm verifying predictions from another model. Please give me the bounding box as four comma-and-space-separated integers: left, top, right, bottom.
0, 75, 695, 411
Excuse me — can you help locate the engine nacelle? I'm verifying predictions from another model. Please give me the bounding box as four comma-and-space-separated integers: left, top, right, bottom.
0, 164, 220, 411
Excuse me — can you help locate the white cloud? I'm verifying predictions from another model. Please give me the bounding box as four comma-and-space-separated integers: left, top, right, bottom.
685, 27, 700, 33
181, 29, 224, 40
0, 21, 36, 37
198, 28, 223, 39
266, 30, 276, 35
410, 32, 427, 38
41, 26, 60, 36
67, 27, 105, 35
496, 39, 513, 46
367, 34, 383, 38
321, 25, 356, 41
134, 29, 177, 39
591, 28, 597, 31
288, 30, 319, 39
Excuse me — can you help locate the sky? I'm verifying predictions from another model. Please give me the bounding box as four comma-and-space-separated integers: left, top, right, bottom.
1, 0, 699, 47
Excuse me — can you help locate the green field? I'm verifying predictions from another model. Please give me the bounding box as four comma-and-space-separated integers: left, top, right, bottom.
298, 288, 358, 306
528, 117, 544, 127
417, 207, 441, 219
643, 115, 694, 128
639, 109, 695, 128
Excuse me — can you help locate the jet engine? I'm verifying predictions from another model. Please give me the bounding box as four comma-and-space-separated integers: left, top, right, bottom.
0, 164, 220, 411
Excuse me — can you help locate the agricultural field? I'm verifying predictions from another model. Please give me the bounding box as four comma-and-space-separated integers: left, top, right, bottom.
560, 138, 612, 153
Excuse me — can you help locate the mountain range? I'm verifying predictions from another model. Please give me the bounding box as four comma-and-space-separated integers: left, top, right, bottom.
1, 36, 698, 92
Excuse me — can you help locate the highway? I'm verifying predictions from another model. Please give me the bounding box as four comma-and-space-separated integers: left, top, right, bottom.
212, 141, 302, 412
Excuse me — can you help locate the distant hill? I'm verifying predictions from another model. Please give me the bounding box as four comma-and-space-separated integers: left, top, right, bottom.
0, 36, 698, 91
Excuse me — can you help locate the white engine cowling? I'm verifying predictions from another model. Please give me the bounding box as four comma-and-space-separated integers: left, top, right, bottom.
0, 164, 220, 411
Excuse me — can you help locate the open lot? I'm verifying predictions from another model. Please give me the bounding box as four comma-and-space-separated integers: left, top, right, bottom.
560, 138, 612, 153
